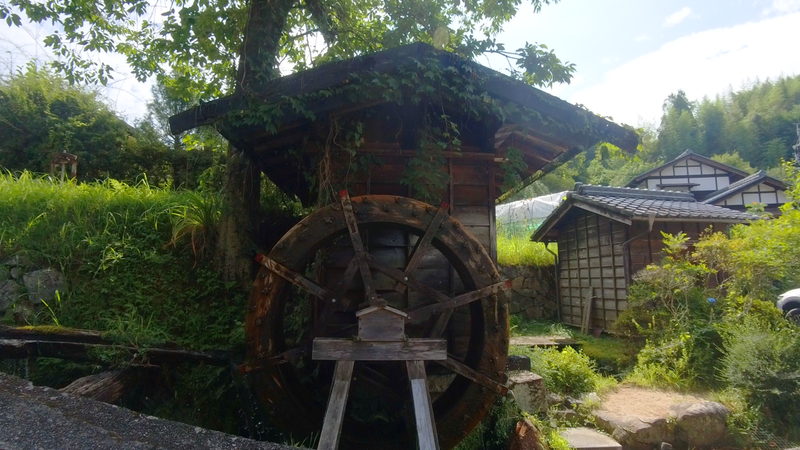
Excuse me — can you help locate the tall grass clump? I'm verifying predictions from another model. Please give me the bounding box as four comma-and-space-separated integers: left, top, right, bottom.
0, 171, 253, 433
0, 171, 243, 350
497, 234, 556, 267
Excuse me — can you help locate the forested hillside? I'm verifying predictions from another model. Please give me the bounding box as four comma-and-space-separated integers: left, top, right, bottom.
509, 74, 800, 201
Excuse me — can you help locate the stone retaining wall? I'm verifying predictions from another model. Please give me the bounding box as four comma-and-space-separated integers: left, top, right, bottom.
498, 264, 558, 320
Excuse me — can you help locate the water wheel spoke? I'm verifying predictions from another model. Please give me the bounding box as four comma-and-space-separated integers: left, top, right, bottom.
339, 191, 383, 307
353, 365, 405, 404
257, 255, 332, 300
394, 202, 449, 294
426, 310, 453, 338
364, 253, 450, 306
406, 280, 512, 322
435, 356, 508, 396
314, 256, 359, 335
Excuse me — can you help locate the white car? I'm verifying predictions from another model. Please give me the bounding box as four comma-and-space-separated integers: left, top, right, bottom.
777, 288, 800, 323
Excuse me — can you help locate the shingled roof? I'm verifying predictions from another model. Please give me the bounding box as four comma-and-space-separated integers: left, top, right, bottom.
701, 170, 788, 204
531, 183, 762, 242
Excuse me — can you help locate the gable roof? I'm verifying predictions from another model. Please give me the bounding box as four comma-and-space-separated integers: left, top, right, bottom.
169, 43, 637, 152
701, 170, 789, 204
531, 183, 762, 242
625, 149, 750, 188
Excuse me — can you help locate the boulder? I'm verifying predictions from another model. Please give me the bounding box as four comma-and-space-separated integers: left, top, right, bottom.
0, 280, 23, 313
10, 267, 21, 280
507, 419, 546, 450
560, 427, 622, 450
594, 411, 674, 450
506, 355, 532, 371
524, 306, 542, 320
23, 269, 65, 304
544, 393, 562, 408
670, 401, 729, 448
508, 371, 547, 413
512, 276, 525, 290
1, 254, 28, 267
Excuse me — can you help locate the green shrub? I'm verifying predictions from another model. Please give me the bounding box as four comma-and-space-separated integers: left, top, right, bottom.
519, 346, 608, 396
720, 319, 800, 436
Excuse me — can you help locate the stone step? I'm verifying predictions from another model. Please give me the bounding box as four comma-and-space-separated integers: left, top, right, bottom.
560, 427, 622, 450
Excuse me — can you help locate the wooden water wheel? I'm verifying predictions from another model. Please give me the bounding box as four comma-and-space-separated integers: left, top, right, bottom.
245, 193, 510, 450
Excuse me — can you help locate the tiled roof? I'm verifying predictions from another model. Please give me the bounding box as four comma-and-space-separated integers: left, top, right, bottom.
701, 170, 788, 204
573, 184, 761, 221
531, 183, 762, 242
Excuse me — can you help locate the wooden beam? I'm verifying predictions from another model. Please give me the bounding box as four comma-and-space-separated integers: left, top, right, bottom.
496, 146, 584, 204
317, 360, 354, 450
312, 338, 447, 361
572, 200, 633, 225
0, 338, 236, 366
406, 281, 512, 322
256, 255, 332, 300
364, 253, 451, 305
395, 202, 449, 294
407, 361, 440, 450
435, 356, 508, 396
339, 191, 382, 307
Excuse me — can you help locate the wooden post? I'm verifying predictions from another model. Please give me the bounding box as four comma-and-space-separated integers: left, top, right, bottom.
581, 289, 594, 335
406, 361, 439, 450
317, 360, 355, 450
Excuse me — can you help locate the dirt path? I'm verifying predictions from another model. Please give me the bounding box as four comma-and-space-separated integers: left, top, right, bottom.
599, 385, 704, 419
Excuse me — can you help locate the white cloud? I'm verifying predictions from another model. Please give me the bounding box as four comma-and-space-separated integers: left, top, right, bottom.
663, 7, 692, 27
763, 0, 800, 14
569, 13, 800, 126
634, 35, 650, 42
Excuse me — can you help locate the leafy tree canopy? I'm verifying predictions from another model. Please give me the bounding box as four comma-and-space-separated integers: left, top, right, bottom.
0, 0, 576, 101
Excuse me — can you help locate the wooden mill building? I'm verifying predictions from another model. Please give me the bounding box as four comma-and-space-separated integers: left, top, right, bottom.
626, 149, 788, 215
170, 42, 638, 294
531, 184, 761, 330
169, 43, 638, 448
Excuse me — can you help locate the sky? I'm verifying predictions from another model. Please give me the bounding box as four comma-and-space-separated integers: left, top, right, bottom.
487, 0, 800, 127
1, 0, 799, 128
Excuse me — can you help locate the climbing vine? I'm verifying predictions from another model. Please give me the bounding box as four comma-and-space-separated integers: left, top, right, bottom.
222, 52, 608, 205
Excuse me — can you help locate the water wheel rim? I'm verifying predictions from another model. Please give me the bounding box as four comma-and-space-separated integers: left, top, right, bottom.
246, 195, 509, 449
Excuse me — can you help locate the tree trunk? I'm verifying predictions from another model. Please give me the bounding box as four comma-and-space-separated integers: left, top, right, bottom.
216, 0, 298, 285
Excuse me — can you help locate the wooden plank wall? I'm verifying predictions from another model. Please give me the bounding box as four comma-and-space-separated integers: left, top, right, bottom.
556, 211, 628, 330
557, 214, 734, 330
627, 221, 721, 275
323, 153, 495, 358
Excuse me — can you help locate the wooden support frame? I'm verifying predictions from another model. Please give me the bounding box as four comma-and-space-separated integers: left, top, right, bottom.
317, 360, 355, 450
435, 356, 508, 396
407, 361, 440, 450
312, 338, 447, 361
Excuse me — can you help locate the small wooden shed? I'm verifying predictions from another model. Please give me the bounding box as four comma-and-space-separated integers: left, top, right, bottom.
531, 184, 761, 330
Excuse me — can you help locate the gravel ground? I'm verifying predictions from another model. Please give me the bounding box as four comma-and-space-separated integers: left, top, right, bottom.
0, 372, 299, 450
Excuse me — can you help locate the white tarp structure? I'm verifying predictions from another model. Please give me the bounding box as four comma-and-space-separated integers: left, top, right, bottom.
496, 192, 566, 239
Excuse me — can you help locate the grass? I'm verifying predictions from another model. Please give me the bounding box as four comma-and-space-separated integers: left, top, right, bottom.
496, 233, 556, 267
0, 171, 251, 433
510, 316, 640, 376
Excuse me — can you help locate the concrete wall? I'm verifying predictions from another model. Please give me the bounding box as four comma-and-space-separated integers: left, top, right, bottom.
498, 264, 558, 320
